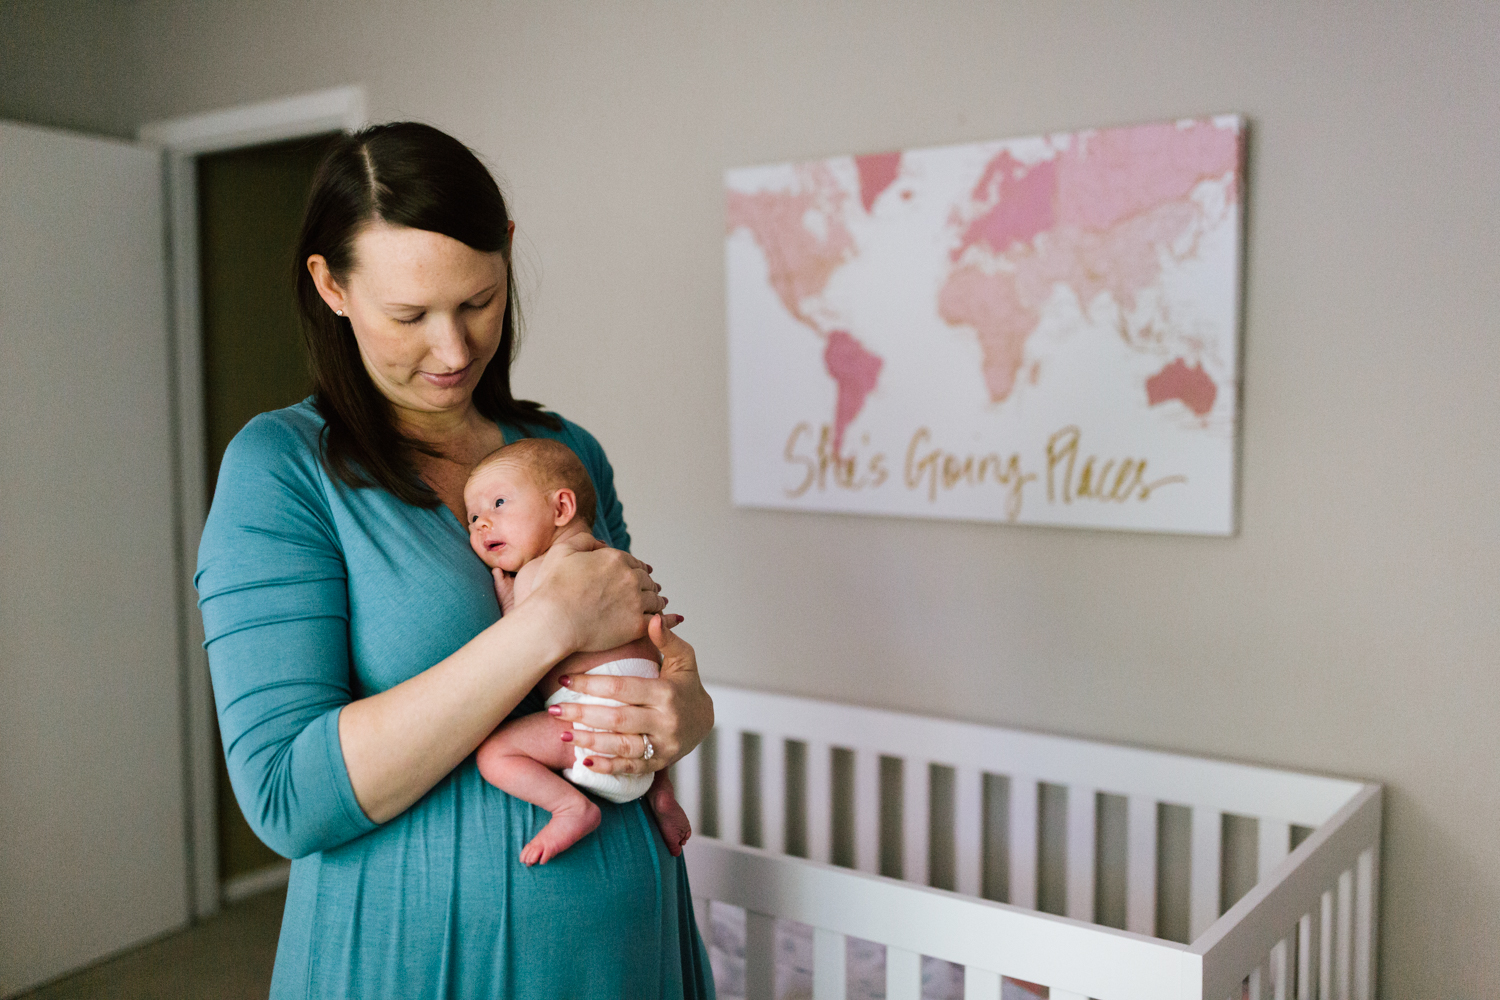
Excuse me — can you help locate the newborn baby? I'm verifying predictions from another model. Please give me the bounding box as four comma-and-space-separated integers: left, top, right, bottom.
465, 438, 691, 865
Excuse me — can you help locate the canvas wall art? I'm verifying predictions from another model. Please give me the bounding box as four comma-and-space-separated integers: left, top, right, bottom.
726, 115, 1244, 534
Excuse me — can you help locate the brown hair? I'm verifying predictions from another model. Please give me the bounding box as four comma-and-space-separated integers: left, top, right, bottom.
294, 121, 560, 507
472, 439, 597, 528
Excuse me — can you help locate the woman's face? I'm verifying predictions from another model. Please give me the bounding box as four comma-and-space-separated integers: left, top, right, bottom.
309, 221, 511, 422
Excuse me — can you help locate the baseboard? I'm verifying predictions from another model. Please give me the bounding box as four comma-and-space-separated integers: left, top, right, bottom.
220, 861, 292, 904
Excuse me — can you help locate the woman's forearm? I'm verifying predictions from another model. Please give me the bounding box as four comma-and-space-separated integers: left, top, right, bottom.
338, 601, 569, 823
338, 538, 662, 824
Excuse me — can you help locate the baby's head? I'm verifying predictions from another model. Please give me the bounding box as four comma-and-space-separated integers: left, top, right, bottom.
464, 438, 598, 573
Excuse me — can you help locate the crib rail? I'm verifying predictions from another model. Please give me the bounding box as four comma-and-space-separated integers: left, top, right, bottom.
1196, 784, 1381, 1000
674, 685, 1381, 1000
684, 838, 1198, 1000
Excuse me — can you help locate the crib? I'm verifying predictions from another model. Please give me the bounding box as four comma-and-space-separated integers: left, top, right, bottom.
671, 686, 1380, 1000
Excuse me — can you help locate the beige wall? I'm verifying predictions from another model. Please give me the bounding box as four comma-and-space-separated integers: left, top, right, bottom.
0, 1, 139, 137
5, 2, 1498, 995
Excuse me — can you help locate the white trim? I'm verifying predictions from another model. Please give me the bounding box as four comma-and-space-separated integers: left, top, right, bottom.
139, 85, 365, 921
138, 85, 366, 154
221, 862, 293, 905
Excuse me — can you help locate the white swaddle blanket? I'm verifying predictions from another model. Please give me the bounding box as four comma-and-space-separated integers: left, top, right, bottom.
543, 657, 658, 804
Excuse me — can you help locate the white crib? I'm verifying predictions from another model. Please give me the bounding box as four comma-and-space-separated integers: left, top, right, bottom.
672, 685, 1380, 1000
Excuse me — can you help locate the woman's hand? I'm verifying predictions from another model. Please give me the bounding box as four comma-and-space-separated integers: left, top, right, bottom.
548, 614, 714, 773
524, 534, 667, 653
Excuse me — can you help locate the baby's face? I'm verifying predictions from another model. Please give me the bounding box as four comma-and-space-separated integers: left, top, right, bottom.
463, 462, 560, 573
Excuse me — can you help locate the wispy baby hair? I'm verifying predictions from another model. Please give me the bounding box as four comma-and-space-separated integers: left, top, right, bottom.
472, 439, 597, 528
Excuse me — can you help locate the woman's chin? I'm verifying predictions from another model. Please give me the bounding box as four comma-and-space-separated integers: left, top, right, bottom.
416, 382, 475, 408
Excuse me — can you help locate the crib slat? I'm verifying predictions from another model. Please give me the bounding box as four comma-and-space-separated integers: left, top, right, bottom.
962, 966, 1001, 1000
1297, 912, 1314, 1000
1319, 889, 1334, 1000
807, 740, 832, 864
745, 909, 775, 1000
1249, 964, 1263, 1000
812, 927, 846, 1000
674, 750, 701, 834
903, 760, 930, 885
1190, 806, 1222, 939
1126, 794, 1157, 936
762, 734, 786, 853
721, 728, 743, 845
1066, 785, 1096, 922
886, 945, 921, 1000
1355, 849, 1376, 1000
1008, 777, 1039, 909
1272, 937, 1289, 1000
1259, 818, 1291, 882
1336, 869, 1353, 1000
855, 749, 879, 874
955, 764, 983, 897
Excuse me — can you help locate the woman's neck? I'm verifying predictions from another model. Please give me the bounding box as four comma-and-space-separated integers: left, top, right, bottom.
396, 401, 508, 524
395, 401, 486, 449
397, 404, 512, 474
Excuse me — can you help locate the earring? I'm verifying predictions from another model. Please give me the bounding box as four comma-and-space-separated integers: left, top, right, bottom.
335, 309, 345, 316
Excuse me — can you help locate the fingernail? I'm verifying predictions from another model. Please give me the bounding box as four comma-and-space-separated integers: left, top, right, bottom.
582, 758, 595, 768
560, 731, 573, 742
558, 675, 572, 688
547, 706, 561, 716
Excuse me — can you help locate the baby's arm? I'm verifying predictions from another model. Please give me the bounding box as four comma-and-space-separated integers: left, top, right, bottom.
492, 559, 545, 615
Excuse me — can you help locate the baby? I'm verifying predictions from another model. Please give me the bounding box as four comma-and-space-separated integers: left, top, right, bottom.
465, 438, 691, 865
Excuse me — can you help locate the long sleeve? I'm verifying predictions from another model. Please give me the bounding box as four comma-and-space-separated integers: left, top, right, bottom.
195, 412, 376, 859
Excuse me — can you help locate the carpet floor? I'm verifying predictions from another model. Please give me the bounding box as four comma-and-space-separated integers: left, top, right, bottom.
17, 887, 285, 1000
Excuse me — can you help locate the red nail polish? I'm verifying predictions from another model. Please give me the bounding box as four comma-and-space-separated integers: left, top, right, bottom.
547, 706, 561, 716
582, 758, 595, 768
560, 732, 573, 742
558, 675, 572, 688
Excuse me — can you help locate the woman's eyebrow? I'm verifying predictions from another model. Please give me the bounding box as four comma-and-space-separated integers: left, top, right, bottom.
383, 283, 498, 310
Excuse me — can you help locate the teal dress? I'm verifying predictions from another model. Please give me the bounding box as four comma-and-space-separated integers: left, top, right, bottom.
196, 399, 714, 999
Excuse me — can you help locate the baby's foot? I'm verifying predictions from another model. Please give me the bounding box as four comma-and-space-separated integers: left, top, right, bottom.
649, 782, 692, 856
521, 797, 601, 866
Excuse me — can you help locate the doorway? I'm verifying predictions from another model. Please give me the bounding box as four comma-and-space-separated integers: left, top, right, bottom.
196, 133, 340, 890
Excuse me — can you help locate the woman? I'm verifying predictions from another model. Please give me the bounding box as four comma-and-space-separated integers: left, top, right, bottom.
195, 122, 715, 998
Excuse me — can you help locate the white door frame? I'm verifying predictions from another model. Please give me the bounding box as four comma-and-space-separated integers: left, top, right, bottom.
138, 85, 366, 919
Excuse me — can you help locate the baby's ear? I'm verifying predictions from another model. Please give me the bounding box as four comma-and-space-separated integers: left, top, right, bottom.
551, 488, 577, 526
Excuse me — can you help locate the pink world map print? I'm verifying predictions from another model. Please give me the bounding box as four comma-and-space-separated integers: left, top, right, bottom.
725, 115, 1244, 535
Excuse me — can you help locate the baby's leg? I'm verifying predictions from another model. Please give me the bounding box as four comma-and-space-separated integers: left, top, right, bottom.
476, 713, 601, 865
647, 769, 692, 856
